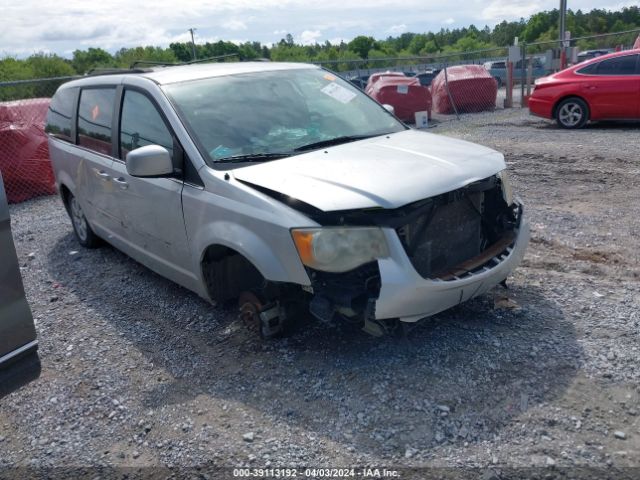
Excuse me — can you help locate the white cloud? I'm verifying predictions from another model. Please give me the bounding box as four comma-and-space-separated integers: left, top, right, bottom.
328, 37, 350, 45
314, 19, 373, 31
299, 30, 322, 45
442, 17, 455, 25
481, 0, 543, 21
387, 24, 407, 34
223, 19, 248, 31
1, 0, 638, 58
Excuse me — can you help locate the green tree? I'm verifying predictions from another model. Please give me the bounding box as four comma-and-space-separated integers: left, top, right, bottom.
113, 46, 177, 68
348, 36, 376, 58
26, 53, 75, 77
0, 57, 34, 81
0, 58, 36, 100
72, 48, 114, 74
169, 42, 193, 62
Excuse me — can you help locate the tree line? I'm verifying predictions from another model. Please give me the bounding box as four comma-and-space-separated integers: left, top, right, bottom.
1, 6, 639, 85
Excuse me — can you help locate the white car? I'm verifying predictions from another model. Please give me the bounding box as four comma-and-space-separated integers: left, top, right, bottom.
46, 62, 529, 337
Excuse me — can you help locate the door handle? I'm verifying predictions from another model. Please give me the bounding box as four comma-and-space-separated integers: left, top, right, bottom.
94, 169, 110, 181
113, 177, 129, 189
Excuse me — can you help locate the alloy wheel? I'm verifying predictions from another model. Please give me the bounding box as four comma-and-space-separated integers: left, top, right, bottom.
558, 102, 584, 128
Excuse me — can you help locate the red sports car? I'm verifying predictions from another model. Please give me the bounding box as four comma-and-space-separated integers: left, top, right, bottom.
529, 49, 640, 128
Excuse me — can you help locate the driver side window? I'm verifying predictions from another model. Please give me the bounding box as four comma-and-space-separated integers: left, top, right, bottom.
120, 90, 174, 161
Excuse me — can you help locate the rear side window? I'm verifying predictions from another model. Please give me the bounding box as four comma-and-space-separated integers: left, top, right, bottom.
77, 88, 115, 156
577, 62, 598, 74
119, 90, 174, 160
579, 55, 639, 75
45, 87, 76, 142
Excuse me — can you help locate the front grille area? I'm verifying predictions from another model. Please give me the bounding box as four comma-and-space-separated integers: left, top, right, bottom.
396, 178, 519, 280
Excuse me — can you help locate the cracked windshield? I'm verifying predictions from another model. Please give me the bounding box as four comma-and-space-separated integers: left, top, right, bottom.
164, 67, 405, 163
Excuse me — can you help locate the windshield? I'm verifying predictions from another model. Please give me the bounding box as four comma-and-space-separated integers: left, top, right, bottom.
164, 67, 405, 165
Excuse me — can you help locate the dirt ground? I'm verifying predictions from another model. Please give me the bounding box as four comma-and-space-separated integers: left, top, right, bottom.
1, 108, 639, 479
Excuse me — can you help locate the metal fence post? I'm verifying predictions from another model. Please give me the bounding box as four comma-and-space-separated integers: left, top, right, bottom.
442, 62, 460, 121
505, 61, 513, 108
520, 42, 527, 107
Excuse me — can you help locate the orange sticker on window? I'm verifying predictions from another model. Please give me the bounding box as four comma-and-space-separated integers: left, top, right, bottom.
91, 105, 100, 120
324, 73, 336, 81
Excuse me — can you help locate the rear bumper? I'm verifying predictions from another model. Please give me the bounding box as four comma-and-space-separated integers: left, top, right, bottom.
375, 204, 529, 322
528, 95, 554, 119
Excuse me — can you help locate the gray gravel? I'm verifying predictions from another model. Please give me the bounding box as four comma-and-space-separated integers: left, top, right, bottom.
1, 108, 639, 475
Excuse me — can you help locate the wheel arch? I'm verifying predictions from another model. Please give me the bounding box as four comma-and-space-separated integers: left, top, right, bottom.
55, 169, 77, 212
200, 243, 267, 303
58, 183, 73, 213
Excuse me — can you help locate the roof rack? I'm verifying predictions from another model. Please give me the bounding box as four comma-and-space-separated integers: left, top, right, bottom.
130, 53, 239, 69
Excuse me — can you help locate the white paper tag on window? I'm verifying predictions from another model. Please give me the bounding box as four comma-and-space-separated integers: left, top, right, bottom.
397, 84, 409, 94
321, 82, 357, 104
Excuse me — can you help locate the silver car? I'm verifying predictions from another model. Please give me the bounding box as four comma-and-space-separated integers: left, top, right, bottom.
46, 62, 529, 337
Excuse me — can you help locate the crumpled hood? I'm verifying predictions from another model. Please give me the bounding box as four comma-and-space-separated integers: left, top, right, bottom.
233, 129, 506, 212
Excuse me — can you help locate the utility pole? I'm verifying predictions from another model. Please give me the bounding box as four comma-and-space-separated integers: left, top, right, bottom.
188, 28, 197, 60
559, 0, 568, 69
559, 0, 567, 46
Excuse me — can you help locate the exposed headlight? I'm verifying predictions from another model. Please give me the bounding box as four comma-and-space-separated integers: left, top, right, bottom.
498, 170, 514, 206
291, 227, 389, 273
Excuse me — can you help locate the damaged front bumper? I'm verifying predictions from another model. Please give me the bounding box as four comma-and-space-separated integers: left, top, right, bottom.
375, 202, 529, 322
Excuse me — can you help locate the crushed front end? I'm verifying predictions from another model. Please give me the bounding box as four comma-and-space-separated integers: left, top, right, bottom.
302, 173, 529, 334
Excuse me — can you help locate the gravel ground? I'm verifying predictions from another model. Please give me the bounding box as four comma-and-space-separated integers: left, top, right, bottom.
1, 108, 639, 478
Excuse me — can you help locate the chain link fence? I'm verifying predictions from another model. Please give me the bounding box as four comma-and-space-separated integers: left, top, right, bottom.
315, 46, 514, 124
315, 29, 640, 124
1, 29, 639, 203
0, 78, 76, 203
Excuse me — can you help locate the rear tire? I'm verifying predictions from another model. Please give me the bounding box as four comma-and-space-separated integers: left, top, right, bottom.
68, 194, 100, 248
555, 97, 589, 129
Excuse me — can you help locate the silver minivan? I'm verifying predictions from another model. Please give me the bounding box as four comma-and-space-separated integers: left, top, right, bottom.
46, 62, 529, 337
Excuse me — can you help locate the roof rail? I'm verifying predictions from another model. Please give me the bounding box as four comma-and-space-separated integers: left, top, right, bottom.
130, 53, 239, 69
86, 67, 152, 76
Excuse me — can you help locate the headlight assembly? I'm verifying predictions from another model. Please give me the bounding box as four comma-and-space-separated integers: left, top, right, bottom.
291, 227, 389, 273
498, 169, 514, 206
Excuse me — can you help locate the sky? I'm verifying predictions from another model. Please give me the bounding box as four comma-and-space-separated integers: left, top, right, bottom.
2, 0, 639, 58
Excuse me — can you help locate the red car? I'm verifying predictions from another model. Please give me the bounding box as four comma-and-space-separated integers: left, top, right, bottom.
365, 71, 406, 90
365, 77, 432, 123
529, 49, 640, 128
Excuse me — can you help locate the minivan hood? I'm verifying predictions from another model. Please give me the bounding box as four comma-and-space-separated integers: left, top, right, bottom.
232, 129, 506, 212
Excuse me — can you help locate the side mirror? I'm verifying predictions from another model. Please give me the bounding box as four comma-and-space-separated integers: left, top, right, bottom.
383, 104, 395, 114
125, 145, 173, 178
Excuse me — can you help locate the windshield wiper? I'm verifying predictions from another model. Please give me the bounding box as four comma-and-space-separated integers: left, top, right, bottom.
215, 153, 291, 163
293, 134, 382, 152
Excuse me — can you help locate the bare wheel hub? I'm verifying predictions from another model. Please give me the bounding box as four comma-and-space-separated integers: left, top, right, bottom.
238, 291, 263, 335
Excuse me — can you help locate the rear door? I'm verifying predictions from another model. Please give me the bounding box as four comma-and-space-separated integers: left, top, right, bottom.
581, 54, 640, 119
108, 87, 193, 284
75, 87, 123, 237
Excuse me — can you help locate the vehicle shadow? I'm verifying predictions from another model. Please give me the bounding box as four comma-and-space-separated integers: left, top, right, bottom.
533, 118, 640, 130
0, 352, 41, 401
47, 232, 581, 458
